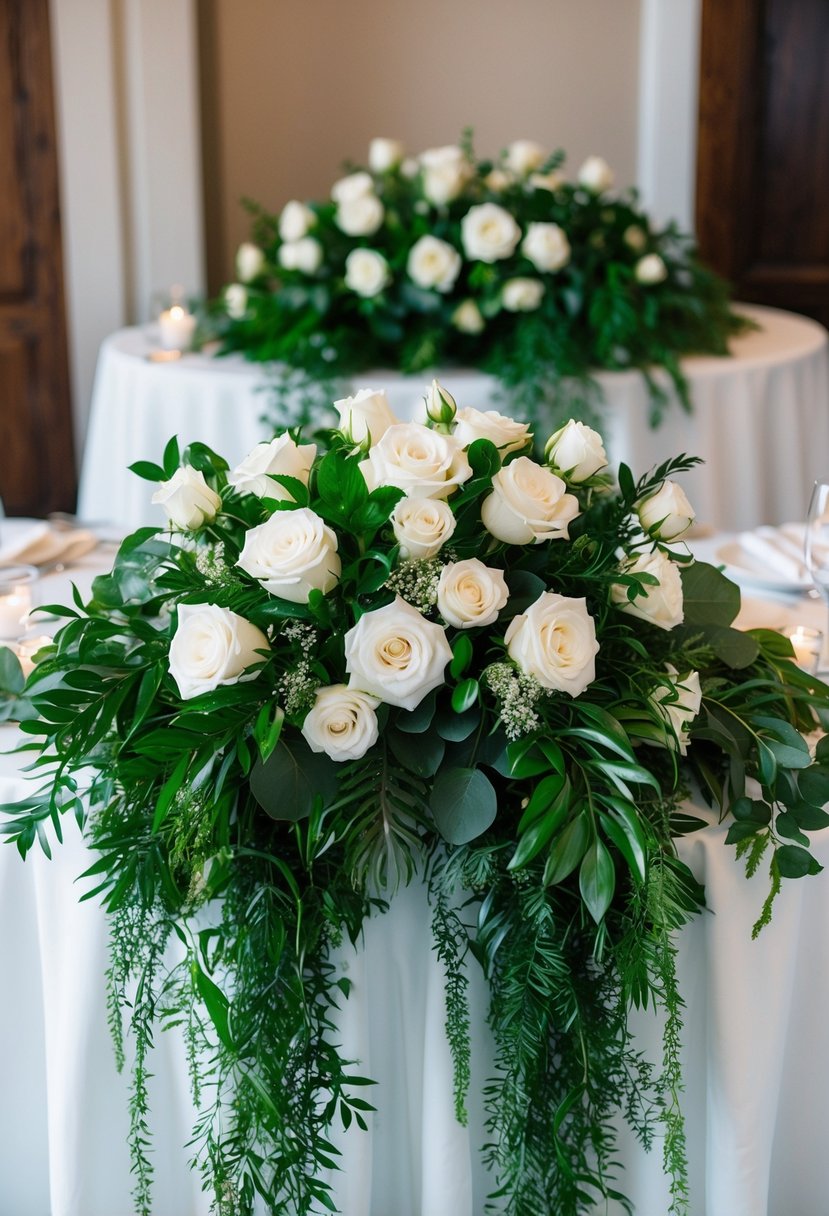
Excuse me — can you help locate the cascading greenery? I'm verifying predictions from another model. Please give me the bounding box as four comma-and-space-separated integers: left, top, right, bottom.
3, 398, 829, 1216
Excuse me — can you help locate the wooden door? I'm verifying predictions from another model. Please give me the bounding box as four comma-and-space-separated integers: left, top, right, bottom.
696, 0, 829, 329
0, 0, 75, 516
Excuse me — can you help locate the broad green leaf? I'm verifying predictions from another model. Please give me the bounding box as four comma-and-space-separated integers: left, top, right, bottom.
789, 801, 829, 830
250, 738, 338, 821
579, 839, 616, 923
776, 844, 819, 879
680, 561, 740, 627
774, 814, 808, 844
543, 810, 590, 886
162, 435, 180, 477
395, 690, 437, 734
449, 634, 473, 679
506, 738, 550, 778
798, 765, 829, 807
705, 625, 760, 669
451, 678, 479, 714
517, 773, 567, 833
430, 767, 497, 845
0, 647, 25, 694
435, 704, 480, 742
510, 778, 570, 870
253, 704, 285, 763
128, 460, 165, 481
194, 967, 233, 1049
388, 726, 444, 778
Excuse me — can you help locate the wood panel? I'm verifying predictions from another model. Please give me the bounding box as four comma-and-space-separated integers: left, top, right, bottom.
0, 0, 75, 516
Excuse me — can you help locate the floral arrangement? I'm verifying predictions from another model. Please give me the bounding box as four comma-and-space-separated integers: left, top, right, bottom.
212, 133, 746, 429
4, 383, 829, 1216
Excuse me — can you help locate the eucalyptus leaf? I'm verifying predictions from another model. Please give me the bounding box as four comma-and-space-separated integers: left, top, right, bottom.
430, 767, 497, 845
250, 738, 338, 821
387, 727, 445, 779
680, 561, 740, 627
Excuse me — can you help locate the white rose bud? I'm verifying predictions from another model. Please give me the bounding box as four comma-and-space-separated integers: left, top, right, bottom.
529, 170, 564, 192
650, 666, 702, 756
362, 423, 472, 500
225, 283, 247, 319
624, 224, 648, 252
335, 194, 385, 237
169, 604, 269, 700
545, 419, 608, 483
453, 407, 531, 456
278, 237, 323, 274
522, 222, 571, 272
505, 592, 599, 698
236, 242, 265, 282
227, 434, 316, 500
484, 168, 512, 192
344, 595, 452, 711
482, 457, 579, 545
502, 277, 544, 312
636, 480, 695, 540
635, 253, 668, 285
152, 466, 221, 531
437, 558, 509, 629
452, 299, 485, 334
279, 200, 315, 242
237, 507, 341, 604
407, 235, 462, 293
420, 145, 470, 204
368, 137, 404, 173
425, 379, 457, 425
578, 155, 615, 194
612, 549, 684, 631
335, 387, 399, 444
461, 202, 522, 262
390, 496, 456, 559
330, 171, 374, 204
301, 684, 380, 762
344, 248, 390, 297
505, 139, 546, 176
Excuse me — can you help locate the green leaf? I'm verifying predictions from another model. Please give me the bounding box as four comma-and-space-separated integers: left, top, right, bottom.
430, 767, 497, 845
194, 967, 233, 1049
599, 797, 649, 882
776, 844, 819, 879
249, 738, 338, 821
774, 814, 808, 844
317, 450, 368, 513
509, 777, 570, 870
253, 703, 285, 763
680, 561, 740, 627
449, 634, 473, 679
579, 839, 616, 923
152, 752, 190, 833
162, 435, 180, 477
753, 716, 812, 770
395, 690, 437, 734
705, 625, 759, 668
387, 726, 444, 778
451, 678, 479, 714
798, 766, 829, 807
506, 738, 550, 778
0, 647, 25, 694
435, 703, 480, 742
618, 463, 635, 503
543, 810, 590, 885
128, 460, 166, 482
789, 800, 829, 830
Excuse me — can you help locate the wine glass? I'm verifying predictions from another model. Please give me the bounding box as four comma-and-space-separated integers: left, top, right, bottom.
804, 481, 829, 670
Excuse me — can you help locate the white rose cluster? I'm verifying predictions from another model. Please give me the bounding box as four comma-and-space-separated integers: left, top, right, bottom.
332, 171, 384, 236
237, 508, 341, 604
461, 203, 521, 263
482, 457, 579, 545
301, 685, 380, 761
344, 596, 452, 711
279, 238, 323, 274
362, 423, 472, 499
506, 592, 599, 698
419, 144, 470, 205
169, 604, 268, 701
437, 559, 509, 629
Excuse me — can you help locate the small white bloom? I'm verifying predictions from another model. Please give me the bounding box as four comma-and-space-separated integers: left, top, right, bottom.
344, 595, 452, 711
419, 144, 470, 204
152, 467, 221, 531
482, 457, 579, 545
545, 419, 608, 483
650, 666, 702, 755
612, 549, 684, 631
331, 171, 374, 204
390, 496, 457, 559
225, 283, 247, 319
400, 156, 419, 179
635, 253, 668, 285
522, 222, 571, 272
237, 508, 341, 604
529, 170, 564, 192
363, 423, 472, 500
236, 242, 265, 282
624, 224, 648, 252
336, 193, 385, 237
368, 137, 404, 173
437, 558, 509, 629
452, 299, 485, 334
227, 434, 316, 500
505, 592, 599, 698
453, 407, 531, 456
335, 387, 399, 443
578, 155, 615, 193
484, 168, 512, 192
169, 604, 269, 701
502, 277, 544, 312
344, 248, 390, 297
505, 140, 546, 176
461, 203, 522, 262
407, 235, 462, 293
424, 379, 457, 425
301, 684, 380, 761
636, 481, 695, 541
279, 200, 316, 242
278, 237, 323, 274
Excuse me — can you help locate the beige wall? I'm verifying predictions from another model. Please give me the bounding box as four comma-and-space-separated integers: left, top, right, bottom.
201, 0, 642, 290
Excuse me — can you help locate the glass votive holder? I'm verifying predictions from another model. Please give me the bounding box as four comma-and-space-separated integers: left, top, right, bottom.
787, 625, 823, 674
13, 633, 54, 678
0, 565, 39, 640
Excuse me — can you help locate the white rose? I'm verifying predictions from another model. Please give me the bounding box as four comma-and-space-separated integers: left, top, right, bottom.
529, 170, 564, 192
369, 137, 404, 173
612, 549, 684, 631
505, 140, 546, 176
453, 407, 531, 456
502, 278, 544, 312
169, 604, 269, 700
227, 434, 317, 500
635, 253, 668, 285
451, 299, 485, 334
522, 222, 571, 272
391, 496, 456, 559
331, 171, 374, 204
424, 379, 458, 425
279, 200, 315, 242
636, 480, 695, 540
278, 237, 323, 274
624, 224, 648, 252
236, 242, 265, 282
545, 419, 608, 483
484, 169, 512, 191
152, 466, 221, 531
505, 592, 599, 698
237, 508, 341, 604
650, 666, 702, 756
400, 156, 419, 179
578, 156, 615, 193
482, 457, 579, 545
437, 558, 509, 629
335, 194, 385, 237
420, 144, 470, 204
225, 283, 247, 319
344, 595, 452, 711
301, 684, 380, 762
335, 387, 399, 443
344, 248, 390, 297
363, 423, 472, 499
461, 203, 522, 262
407, 235, 462, 293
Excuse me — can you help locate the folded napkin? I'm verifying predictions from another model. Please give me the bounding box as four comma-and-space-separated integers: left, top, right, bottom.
736, 524, 813, 584
0, 521, 98, 569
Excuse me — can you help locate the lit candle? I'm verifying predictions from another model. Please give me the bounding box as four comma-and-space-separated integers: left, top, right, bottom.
158, 304, 196, 351
788, 625, 823, 673
0, 567, 37, 640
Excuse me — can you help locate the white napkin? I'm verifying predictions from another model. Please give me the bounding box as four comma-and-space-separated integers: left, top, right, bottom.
0, 521, 98, 568
736, 525, 812, 584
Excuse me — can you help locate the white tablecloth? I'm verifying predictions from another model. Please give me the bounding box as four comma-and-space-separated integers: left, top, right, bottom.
3, 548, 829, 1216
77, 305, 829, 535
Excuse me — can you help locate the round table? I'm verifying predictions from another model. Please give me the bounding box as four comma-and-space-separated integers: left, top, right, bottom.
77, 304, 829, 533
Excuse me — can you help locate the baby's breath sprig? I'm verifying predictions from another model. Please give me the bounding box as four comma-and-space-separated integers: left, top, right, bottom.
483, 661, 544, 739
385, 558, 442, 613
